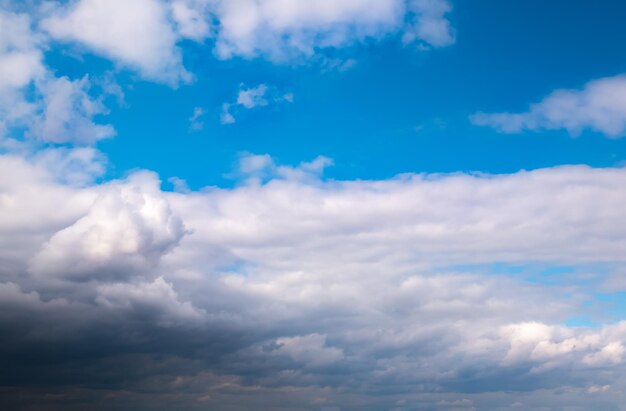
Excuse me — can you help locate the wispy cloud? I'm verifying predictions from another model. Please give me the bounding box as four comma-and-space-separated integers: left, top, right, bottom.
221, 84, 293, 125
471, 74, 626, 138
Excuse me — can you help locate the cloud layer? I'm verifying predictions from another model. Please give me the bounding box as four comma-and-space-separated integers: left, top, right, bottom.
1, 154, 626, 409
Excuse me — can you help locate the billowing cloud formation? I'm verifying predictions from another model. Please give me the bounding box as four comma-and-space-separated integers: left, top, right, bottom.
2, 154, 626, 409
471, 74, 626, 138
30, 171, 187, 282
42, 0, 190, 84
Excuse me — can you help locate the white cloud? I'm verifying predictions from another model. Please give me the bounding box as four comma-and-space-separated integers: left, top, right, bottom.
96, 277, 205, 325
3, 154, 626, 408
220, 102, 236, 124
171, 0, 212, 41
29, 171, 187, 282
0, 9, 116, 149
403, 0, 455, 47
221, 84, 293, 124
0, 10, 45, 91
237, 84, 269, 109
31, 147, 107, 186
189, 106, 205, 131
30, 76, 116, 145
234, 152, 332, 182
0, 10, 45, 141
471, 74, 626, 138
42, 0, 190, 84
210, 0, 454, 60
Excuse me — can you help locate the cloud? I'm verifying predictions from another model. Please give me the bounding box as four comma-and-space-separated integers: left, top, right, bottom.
0, 10, 45, 141
29, 75, 116, 145
3, 154, 626, 409
403, 0, 456, 47
221, 84, 293, 124
220, 103, 236, 125
471, 74, 626, 138
0, 10, 45, 91
189, 106, 205, 131
171, 0, 212, 41
210, 0, 455, 61
1, 0, 455, 99
42, 0, 190, 85
233, 152, 333, 182
1, 0, 455, 98
31, 146, 107, 186
29, 171, 187, 282
237, 84, 269, 109
95, 277, 205, 326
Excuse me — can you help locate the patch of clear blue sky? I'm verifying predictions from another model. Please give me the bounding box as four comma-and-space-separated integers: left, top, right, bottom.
46, 0, 626, 189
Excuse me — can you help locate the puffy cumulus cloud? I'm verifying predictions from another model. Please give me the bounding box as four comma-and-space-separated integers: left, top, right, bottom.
471, 74, 626, 138
0, 155, 97, 283
231, 152, 332, 182
29, 171, 187, 282
4, 155, 626, 409
42, 0, 190, 85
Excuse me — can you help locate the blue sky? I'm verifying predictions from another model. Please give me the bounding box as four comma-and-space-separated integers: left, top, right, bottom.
2, 1, 626, 410
39, 0, 626, 188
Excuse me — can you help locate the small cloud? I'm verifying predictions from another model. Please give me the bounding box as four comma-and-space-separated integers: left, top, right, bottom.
189, 106, 204, 131
587, 385, 611, 394
231, 153, 333, 183
282, 92, 294, 103
220, 103, 235, 125
220, 83, 293, 125
237, 84, 269, 109
318, 56, 358, 73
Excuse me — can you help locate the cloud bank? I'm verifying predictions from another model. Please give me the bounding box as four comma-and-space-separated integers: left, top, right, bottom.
1, 153, 626, 410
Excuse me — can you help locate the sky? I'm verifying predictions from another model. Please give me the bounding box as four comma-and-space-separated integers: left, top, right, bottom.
1, 1, 626, 410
